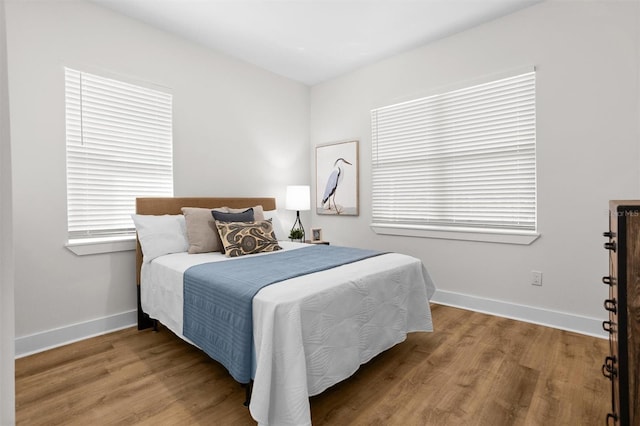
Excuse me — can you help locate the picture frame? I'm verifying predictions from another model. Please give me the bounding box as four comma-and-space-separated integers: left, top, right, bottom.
311, 228, 323, 242
315, 140, 359, 216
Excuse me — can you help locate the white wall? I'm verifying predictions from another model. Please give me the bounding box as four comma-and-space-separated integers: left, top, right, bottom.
5, 1, 309, 353
0, 0, 15, 421
6, 0, 637, 359
310, 1, 640, 335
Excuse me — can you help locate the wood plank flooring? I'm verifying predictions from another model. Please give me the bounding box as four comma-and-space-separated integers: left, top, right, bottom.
15, 304, 610, 425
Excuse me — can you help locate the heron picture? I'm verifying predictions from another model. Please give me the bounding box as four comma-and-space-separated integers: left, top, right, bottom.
315, 140, 359, 215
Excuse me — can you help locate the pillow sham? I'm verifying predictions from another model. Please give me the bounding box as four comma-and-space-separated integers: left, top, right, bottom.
211, 208, 255, 223
215, 219, 282, 257
131, 214, 189, 262
181, 207, 228, 254
226, 205, 265, 221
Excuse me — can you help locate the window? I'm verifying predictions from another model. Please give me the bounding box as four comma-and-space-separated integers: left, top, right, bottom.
65, 68, 173, 241
371, 69, 536, 242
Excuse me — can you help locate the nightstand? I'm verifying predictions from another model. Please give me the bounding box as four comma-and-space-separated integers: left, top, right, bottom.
305, 240, 330, 245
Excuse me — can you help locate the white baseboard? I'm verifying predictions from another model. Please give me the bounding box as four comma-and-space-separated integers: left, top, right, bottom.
14, 290, 608, 359
15, 310, 137, 358
430, 289, 608, 339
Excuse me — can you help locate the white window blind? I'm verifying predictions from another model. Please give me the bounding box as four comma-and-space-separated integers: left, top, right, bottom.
65, 68, 173, 239
371, 70, 536, 233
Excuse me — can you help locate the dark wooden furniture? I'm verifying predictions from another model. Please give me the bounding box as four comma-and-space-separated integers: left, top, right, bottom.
603, 200, 640, 425
304, 240, 329, 245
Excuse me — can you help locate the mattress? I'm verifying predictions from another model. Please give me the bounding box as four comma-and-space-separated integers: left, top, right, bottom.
140, 241, 435, 426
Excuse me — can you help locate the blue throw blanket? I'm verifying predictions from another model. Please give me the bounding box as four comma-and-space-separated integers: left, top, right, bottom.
183, 244, 384, 383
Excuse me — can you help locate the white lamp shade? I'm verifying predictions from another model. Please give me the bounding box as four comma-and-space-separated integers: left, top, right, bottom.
286, 185, 310, 211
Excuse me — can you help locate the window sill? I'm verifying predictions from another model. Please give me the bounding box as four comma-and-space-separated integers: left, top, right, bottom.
370, 223, 540, 245
65, 236, 136, 255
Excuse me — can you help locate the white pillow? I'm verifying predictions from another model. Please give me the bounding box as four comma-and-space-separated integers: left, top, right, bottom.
263, 210, 287, 241
132, 214, 189, 262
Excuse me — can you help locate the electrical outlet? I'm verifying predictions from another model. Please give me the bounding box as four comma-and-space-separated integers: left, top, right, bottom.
531, 270, 542, 286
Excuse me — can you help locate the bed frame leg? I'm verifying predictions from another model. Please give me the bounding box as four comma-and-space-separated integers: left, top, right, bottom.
152, 319, 158, 332
137, 285, 154, 330
243, 381, 253, 407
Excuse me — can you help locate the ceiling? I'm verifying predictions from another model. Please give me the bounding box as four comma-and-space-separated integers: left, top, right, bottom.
92, 0, 541, 86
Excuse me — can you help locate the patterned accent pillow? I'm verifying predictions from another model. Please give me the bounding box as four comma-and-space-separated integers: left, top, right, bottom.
211, 208, 255, 254
215, 219, 282, 257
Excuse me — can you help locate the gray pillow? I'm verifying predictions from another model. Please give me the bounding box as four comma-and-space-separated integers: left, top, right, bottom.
226, 205, 265, 221
181, 207, 229, 254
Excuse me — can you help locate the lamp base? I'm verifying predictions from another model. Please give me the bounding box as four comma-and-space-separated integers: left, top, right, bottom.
290, 210, 305, 241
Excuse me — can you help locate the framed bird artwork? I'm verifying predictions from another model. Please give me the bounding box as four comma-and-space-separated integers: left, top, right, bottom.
315, 140, 359, 215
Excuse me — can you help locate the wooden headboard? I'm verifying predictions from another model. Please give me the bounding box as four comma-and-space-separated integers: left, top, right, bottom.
135, 197, 277, 286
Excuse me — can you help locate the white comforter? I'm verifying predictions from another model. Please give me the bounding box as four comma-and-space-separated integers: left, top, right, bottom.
141, 242, 435, 426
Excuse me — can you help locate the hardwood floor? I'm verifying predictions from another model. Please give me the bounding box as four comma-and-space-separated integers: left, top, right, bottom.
15, 304, 609, 425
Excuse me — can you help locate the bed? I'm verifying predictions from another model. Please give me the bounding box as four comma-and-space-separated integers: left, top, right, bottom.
134, 197, 435, 426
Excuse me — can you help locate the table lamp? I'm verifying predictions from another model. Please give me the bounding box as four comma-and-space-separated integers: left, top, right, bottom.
285, 185, 310, 241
